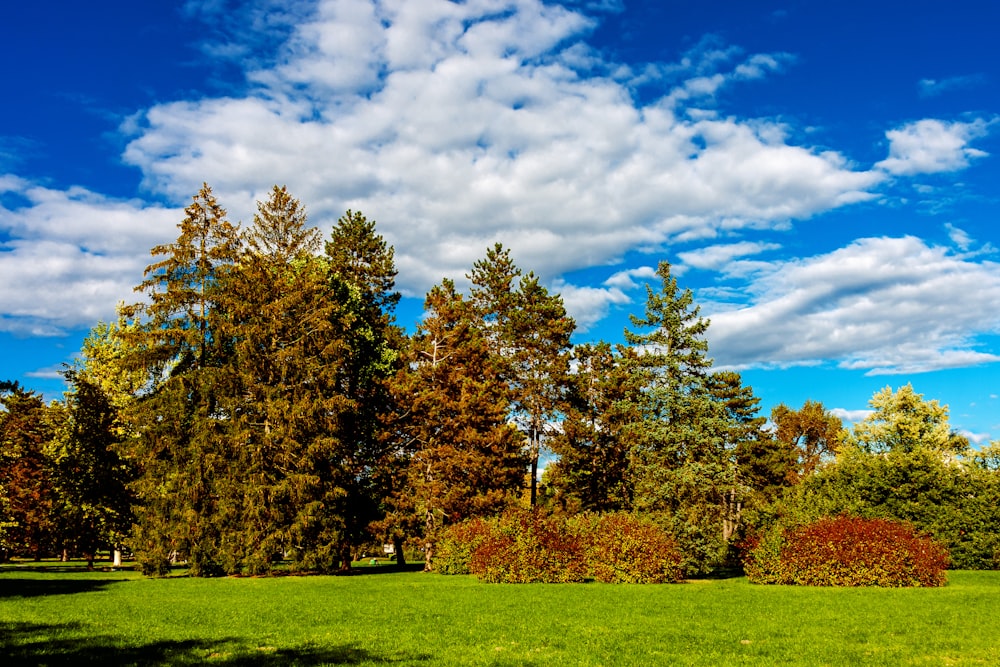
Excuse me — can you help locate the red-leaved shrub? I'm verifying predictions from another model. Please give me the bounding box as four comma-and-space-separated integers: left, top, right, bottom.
436, 510, 685, 584
743, 515, 949, 587
578, 513, 684, 584
435, 517, 492, 575
469, 509, 588, 583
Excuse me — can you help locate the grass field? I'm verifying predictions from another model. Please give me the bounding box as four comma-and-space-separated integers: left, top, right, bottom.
2, 561, 999, 666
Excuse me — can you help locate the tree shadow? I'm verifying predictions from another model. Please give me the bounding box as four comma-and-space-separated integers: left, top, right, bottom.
0, 578, 128, 599
1, 622, 432, 665
339, 563, 427, 576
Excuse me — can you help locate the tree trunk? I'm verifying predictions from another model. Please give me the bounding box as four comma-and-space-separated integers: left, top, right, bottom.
113, 549, 123, 567
338, 544, 353, 573
392, 535, 406, 568
423, 539, 434, 572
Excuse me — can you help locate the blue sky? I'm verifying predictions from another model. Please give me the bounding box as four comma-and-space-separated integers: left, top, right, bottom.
2, 0, 998, 443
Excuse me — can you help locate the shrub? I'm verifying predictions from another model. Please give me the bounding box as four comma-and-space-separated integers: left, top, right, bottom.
743, 515, 949, 587
469, 509, 587, 583
435, 518, 492, 575
579, 513, 684, 584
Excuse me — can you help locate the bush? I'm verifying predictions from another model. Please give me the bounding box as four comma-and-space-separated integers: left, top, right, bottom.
469, 509, 587, 583
578, 513, 684, 584
743, 515, 949, 587
435, 518, 492, 575
435, 510, 684, 584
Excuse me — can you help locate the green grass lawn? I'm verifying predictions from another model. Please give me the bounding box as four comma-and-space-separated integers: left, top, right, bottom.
2, 561, 999, 665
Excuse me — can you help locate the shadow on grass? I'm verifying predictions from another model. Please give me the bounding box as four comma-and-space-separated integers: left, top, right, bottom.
1, 622, 431, 665
341, 563, 427, 576
0, 578, 128, 599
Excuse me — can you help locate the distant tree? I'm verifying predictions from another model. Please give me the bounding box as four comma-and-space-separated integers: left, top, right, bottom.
847, 384, 968, 456
0, 383, 58, 559
771, 400, 845, 481
46, 371, 134, 569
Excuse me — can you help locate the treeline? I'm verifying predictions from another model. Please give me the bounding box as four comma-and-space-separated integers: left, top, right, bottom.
3, 184, 1000, 575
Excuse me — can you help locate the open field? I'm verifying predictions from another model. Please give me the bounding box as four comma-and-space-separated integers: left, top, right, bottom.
2, 562, 999, 666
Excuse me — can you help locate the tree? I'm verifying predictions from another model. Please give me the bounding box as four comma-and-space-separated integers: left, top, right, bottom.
0, 382, 58, 560
547, 342, 641, 513
385, 280, 525, 570
46, 371, 134, 569
621, 261, 742, 572
119, 183, 241, 575
324, 210, 404, 564
770, 400, 845, 481
469, 244, 574, 506
847, 384, 968, 456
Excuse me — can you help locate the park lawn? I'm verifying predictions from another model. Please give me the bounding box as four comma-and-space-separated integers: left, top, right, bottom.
1, 562, 999, 666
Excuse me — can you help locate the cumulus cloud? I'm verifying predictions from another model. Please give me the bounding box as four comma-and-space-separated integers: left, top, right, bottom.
706, 236, 1000, 374
116, 0, 881, 297
0, 179, 181, 334
0, 0, 961, 340
875, 118, 991, 175
677, 241, 781, 271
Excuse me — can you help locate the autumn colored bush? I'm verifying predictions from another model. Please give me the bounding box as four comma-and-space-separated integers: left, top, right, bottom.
434, 517, 492, 575
576, 513, 684, 584
469, 509, 588, 583
742, 515, 949, 587
435, 510, 685, 583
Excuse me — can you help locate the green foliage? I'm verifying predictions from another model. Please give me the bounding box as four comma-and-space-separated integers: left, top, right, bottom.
743, 515, 949, 587
847, 383, 968, 455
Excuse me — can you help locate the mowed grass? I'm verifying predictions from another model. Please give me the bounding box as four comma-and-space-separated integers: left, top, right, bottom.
2, 562, 999, 666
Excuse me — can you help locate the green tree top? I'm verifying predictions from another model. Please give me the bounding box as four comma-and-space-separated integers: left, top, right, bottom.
847, 384, 968, 456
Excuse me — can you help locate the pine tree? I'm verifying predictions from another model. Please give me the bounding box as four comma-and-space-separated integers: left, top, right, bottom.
469, 244, 573, 506
547, 342, 641, 512
387, 280, 525, 570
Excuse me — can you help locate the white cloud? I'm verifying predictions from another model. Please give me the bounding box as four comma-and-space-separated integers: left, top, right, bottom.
875, 118, 991, 176
116, 0, 881, 298
945, 223, 973, 251
552, 279, 630, 332
678, 241, 781, 271
603, 265, 658, 289
706, 236, 1000, 374
0, 180, 180, 334
0, 0, 936, 338
830, 407, 872, 424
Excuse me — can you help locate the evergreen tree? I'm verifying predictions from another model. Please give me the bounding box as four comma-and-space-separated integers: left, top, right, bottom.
119, 183, 240, 575
469, 244, 573, 505
46, 371, 134, 569
621, 261, 734, 573
386, 280, 525, 570
547, 342, 640, 512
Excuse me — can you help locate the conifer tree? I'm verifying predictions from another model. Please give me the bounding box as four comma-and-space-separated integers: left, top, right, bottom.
119, 183, 240, 575
548, 342, 641, 512
387, 280, 525, 570
469, 244, 573, 505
